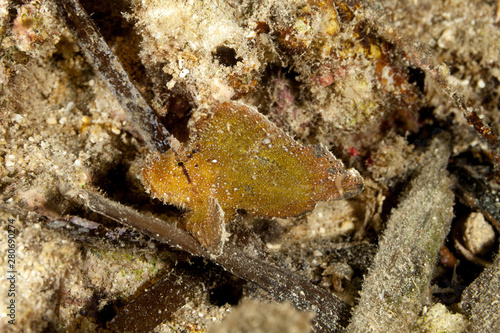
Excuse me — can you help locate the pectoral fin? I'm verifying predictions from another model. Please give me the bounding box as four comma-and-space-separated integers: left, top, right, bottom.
183, 197, 226, 255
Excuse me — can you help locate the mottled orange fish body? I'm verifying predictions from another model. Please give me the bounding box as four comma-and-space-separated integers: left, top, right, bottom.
142, 102, 364, 251
141, 146, 220, 205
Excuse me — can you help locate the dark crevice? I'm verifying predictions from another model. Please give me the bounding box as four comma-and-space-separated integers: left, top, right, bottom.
209, 275, 245, 306
213, 46, 242, 67
406, 107, 453, 147
408, 67, 426, 93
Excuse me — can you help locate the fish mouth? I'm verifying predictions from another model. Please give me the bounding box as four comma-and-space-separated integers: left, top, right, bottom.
338, 169, 364, 199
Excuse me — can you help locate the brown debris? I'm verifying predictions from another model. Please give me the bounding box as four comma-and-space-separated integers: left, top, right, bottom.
464, 111, 500, 184
82, 190, 352, 332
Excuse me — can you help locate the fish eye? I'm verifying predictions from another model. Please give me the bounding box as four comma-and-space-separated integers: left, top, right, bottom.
177, 161, 184, 167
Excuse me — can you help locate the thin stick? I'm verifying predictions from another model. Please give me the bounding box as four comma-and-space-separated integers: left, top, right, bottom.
53, 0, 172, 153
81, 190, 351, 332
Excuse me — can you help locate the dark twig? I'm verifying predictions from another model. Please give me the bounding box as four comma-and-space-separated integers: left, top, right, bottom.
53, 0, 172, 153
464, 111, 500, 183
81, 190, 351, 332
358, 1, 500, 184
108, 264, 205, 332
453, 238, 492, 268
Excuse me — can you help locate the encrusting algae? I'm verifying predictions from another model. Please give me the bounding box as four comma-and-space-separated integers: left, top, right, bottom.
142, 101, 364, 252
